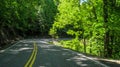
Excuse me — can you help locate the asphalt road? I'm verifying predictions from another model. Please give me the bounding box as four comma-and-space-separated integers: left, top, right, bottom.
0, 39, 109, 67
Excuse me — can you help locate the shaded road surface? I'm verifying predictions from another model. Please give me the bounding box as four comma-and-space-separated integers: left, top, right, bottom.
0, 39, 109, 67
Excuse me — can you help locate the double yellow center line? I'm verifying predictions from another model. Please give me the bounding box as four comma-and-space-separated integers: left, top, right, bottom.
24, 42, 38, 67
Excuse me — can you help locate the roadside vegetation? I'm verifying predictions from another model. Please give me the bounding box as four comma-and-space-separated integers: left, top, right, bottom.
50, 0, 120, 59
0, 0, 57, 47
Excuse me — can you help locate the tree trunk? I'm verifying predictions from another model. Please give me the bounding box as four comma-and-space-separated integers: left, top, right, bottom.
103, 0, 110, 57
103, 0, 116, 58
83, 38, 86, 53
90, 43, 92, 54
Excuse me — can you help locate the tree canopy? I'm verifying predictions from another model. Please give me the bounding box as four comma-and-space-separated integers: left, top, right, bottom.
50, 0, 120, 59
0, 0, 57, 46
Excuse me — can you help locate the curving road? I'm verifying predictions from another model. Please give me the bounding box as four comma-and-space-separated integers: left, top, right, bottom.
0, 39, 109, 67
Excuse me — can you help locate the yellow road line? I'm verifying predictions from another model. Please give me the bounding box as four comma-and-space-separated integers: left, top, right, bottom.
24, 42, 38, 67
29, 43, 38, 67
24, 43, 35, 67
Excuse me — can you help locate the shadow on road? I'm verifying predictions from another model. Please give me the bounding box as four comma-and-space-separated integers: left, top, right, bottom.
1, 39, 120, 67
0, 41, 34, 67
35, 42, 106, 67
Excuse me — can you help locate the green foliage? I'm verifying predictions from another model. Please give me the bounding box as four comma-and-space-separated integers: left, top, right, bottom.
60, 39, 81, 52
0, 0, 57, 46
50, 0, 120, 59
60, 38, 104, 56
0, 0, 57, 35
49, 0, 82, 38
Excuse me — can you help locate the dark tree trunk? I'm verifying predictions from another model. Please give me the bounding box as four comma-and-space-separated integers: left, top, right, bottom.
103, 0, 117, 57
83, 38, 86, 53
90, 43, 92, 54
103, 0, 110, 57
92, 6, 98, 22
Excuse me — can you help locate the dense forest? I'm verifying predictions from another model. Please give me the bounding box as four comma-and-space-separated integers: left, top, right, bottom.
0, 0, 57, 46
0, 0, 120, 59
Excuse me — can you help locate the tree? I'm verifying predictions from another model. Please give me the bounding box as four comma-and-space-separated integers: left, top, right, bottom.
50, 0, 82, 38
0, 0, 57, 47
